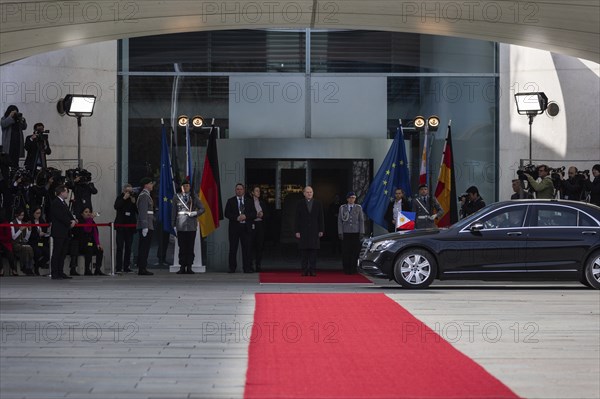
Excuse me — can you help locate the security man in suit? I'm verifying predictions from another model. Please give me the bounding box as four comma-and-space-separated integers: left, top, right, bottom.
224, 183, 257, 273
412, 184, 444, 229
337, 191, 364, 274
171, 179, 205, 274
49, 184, 76, 279
295, 186, 324, 276
136, 177, 155, 276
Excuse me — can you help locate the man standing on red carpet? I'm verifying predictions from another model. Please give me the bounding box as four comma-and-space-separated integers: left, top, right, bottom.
295, 186, 324, 276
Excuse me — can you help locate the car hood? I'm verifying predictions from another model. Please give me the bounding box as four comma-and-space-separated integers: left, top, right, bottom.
368, 228, 445, 242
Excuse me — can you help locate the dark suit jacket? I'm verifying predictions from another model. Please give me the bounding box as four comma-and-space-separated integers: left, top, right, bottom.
384, 198, 411, 232
50, 197, 75, 239
224, 195, 257, 232
295, 199, 324, 249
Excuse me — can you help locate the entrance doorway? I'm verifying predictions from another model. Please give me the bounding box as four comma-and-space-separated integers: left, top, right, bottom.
245, 159, 372, 269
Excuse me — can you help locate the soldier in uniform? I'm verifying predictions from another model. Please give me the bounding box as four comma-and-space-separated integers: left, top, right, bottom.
136, 177, 155, 276
337, 191, 364, 274
171, 179, 205, 274
412, 184, 444, 229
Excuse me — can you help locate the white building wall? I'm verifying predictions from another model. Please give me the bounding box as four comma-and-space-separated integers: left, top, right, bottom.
1, 41, 118, 256
499, 44, 600, 200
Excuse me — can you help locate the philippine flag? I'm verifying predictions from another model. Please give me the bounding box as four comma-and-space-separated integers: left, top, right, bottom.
396, 211, 416, 230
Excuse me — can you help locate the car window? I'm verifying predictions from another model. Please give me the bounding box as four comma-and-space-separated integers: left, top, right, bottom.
480, 207, 526, 229
579, 212, 599, 227
534, 206, 577, 227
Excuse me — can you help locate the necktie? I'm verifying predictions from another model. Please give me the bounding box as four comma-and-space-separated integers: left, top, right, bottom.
239, 198, 243, 211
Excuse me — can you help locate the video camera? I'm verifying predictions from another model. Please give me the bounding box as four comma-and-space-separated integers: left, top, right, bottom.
66, 167, 92, 184
517, 164, 538, 181
11, 168, 33, 188
458, 193, 468, 202
36, 167, 64, 186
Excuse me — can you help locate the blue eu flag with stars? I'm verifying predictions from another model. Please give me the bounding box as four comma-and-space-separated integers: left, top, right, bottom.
363, 124, 412, 229
158, 123, 176, 235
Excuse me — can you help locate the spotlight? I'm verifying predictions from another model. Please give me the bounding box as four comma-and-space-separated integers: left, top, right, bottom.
192, 116, 204, 128
427, 115, 440, 131
514, 92, 548, 115
413, 116, 426, 130
178, 115, 189, 127
514, 92, 548, 164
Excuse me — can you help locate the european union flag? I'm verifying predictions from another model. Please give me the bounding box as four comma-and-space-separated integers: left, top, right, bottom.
158, 123, 176, 235
363, 124, 412, 229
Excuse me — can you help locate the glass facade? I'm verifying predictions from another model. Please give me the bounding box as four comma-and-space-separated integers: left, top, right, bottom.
119, 29, 498, 204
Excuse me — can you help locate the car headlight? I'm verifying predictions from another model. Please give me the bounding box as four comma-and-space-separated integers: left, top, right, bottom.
370, 240, 396, 252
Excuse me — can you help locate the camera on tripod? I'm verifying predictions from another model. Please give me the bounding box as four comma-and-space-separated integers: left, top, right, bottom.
36, 167, 64, 186
66, 167, 92, 184
12, 168, 32, 188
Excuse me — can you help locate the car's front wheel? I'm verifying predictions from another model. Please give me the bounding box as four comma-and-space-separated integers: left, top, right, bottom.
393, 249, 437, 289
583, 251, 600, 289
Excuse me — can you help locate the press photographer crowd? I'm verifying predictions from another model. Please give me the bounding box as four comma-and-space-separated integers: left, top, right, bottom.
1, 105, 599, 279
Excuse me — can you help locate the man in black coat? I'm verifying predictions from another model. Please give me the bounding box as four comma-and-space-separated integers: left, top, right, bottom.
295, 186, 324, 276
224, 183, 257, 273
49, 185, 76, 280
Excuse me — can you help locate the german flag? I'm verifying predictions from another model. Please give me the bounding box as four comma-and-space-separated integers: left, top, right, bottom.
199, 125, 223, 237
435, 125, 458, 227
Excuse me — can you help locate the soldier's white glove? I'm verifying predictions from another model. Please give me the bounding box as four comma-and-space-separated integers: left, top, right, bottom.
428, 215, 435, 221
188, 211, 198, 217
142, 228, 148, 237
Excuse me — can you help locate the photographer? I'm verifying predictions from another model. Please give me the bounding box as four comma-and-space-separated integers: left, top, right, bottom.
584, 164, 600, 206
460, 186, 486, 218
524, 164, 554, 199
114, 183, 137, 273
67, 169, 98, 216
560, 166, 585, 201
24, 123, 52, 176
1, 105, 27, 168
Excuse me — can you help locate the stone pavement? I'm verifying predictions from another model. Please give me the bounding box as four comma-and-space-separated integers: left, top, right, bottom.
1, 272, 598, 399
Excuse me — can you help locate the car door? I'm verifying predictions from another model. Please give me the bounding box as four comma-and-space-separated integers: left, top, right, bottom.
527, 204, 600, 273
442, 204, 529, 275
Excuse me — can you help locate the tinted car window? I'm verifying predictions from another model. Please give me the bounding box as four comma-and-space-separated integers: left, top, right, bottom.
579, 212, 599, 227
479, 207, 526, 229
535, 206, 577, 227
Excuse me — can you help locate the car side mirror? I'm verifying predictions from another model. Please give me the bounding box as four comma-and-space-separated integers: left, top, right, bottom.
469, 222, 484, 232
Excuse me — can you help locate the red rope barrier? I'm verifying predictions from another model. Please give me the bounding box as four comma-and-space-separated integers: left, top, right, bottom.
0, 223, 135, 228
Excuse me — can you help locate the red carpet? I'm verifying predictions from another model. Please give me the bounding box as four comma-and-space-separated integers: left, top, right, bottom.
244, 293, 519, 399
259, 270, 372, 284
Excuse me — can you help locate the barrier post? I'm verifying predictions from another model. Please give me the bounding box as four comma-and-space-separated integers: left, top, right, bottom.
49, 236, 53, 278
110, 222, 116, 276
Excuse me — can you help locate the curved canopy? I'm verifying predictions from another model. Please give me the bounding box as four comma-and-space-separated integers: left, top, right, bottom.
1, 1, 599, 65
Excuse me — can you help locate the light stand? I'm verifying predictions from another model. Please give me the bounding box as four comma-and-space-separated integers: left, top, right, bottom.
57, 94, 97, 168
514, 92, 548, 165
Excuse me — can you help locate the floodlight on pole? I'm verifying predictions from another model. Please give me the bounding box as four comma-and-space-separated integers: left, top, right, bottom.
514, 92, 548, 164
57, 94, 97, 168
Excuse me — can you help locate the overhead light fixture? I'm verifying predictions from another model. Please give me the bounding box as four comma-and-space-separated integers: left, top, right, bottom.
192, 115, 204, 128
514, 92, 548, 164
178, 115, 189, 127
413, 116, 426, 130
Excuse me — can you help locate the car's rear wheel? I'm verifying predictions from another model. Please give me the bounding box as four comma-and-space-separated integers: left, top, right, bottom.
583, 251, 600, 289
393, 249, 437, 289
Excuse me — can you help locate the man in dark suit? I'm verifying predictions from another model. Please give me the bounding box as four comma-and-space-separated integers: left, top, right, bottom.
49, 185, 76, 280
224, 183, 256, 273
295, 186, 324, 276
384, 188, 411, 232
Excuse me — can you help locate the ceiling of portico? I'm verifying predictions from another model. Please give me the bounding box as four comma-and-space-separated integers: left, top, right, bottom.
1, 0, 598, 65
